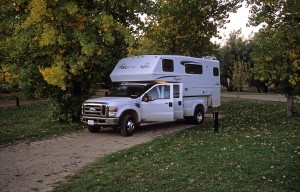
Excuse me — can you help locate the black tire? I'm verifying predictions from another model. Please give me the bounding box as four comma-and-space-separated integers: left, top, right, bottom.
120, 115, 136, 137
190, 106, 204, 125
87, 125, 101, 133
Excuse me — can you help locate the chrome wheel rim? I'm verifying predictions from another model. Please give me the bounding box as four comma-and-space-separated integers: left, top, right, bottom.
196, 112, 203, 123
126, 120, 135, 132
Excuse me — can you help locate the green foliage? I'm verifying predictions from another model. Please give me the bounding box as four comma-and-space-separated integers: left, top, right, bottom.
247, 0, 300, 116
0, 102, 83, 145
252, 28, 300, 95
231, 60, 250, 94
1, 0, 153, 122
133, 0, 241, 56
54, 99, 300, 192
217, 31, 267, 92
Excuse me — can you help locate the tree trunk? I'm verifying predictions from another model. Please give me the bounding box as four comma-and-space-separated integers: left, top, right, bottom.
255, 85, 261, 93
236, 89, 240, 101
286, 93, 294, 117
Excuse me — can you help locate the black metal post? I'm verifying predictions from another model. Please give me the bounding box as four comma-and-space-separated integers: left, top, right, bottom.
213, 112, 218, 132
16, 97, 20, 107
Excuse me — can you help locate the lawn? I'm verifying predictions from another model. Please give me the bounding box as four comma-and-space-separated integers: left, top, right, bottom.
0, 102, 83, 145
54, 98, 300, 192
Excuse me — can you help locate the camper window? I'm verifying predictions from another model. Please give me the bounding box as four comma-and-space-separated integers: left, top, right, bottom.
162, 59, 174, 72
185, 64, 203, 74
213, 67, 219, 76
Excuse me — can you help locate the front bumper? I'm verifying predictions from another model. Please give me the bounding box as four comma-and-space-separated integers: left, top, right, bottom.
81, 116, 119, 126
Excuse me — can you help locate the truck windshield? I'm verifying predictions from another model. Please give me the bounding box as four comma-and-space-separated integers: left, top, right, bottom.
108, 84, 151, 97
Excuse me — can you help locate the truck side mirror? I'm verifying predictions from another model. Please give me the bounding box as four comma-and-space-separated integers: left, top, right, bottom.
130, 95, 138, 99
142, 94, 149, 102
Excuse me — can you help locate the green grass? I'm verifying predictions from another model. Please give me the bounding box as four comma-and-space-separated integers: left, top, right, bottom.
54, 99, 300, 192
0, 103, 83, 145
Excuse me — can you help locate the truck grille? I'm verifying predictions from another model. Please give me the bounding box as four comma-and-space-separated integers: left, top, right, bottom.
82, 102, 107, 117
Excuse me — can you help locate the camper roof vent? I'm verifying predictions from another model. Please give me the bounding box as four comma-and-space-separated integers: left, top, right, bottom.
203, 56, 217, 60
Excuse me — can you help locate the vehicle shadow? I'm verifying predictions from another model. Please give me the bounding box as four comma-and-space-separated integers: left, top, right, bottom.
97, 114, 216, 136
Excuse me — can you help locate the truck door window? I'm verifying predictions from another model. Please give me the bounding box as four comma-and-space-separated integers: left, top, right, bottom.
147, 87, 159, 100
162, 59, 174, 72
161, 85, 170, 99
147, 85, 170, 100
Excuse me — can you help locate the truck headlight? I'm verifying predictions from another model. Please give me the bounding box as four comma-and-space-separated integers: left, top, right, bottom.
108, 106, 118, 117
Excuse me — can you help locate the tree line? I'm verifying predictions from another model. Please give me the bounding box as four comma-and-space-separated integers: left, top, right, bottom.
0, 0, 299, 120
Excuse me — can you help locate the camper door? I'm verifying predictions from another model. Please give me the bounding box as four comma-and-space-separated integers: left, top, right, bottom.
141, 83, 183, 122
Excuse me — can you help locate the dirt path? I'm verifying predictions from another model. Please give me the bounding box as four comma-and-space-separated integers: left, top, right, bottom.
222, 92, 287, 102
0, 117, 215, 192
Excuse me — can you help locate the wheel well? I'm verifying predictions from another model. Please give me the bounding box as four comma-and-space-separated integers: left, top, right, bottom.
195, 104, 205, 114
119, 110, 138, 124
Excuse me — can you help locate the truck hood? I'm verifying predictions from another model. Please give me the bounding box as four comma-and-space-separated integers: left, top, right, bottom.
84, 97, 138, 105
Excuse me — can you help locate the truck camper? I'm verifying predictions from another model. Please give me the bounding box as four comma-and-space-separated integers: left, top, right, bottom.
81, 55, 220, 136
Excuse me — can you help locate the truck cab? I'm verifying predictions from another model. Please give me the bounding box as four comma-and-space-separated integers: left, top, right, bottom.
81, 55, 220, 136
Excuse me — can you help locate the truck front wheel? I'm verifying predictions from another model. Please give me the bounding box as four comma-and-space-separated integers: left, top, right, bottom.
120, 115, 136, 136
190, 107, 204, 125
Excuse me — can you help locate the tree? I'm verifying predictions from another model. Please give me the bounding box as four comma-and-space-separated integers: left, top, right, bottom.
1, 0, 153, 121
132, 0, 241, 57
0, 2, 22, 87
247, 0, 300, 117
217, 30, 262, 92
231, 60, 250, 100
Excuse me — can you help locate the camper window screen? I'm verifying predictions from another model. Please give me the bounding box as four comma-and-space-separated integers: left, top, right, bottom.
185, 64, 203, 74
162, 59, 174, 72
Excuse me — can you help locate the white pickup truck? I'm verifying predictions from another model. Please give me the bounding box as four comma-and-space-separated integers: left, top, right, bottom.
81, 55, 220, 136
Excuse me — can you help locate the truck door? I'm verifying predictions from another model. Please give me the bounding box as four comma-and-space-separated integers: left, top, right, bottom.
173, 83, 184, 120
141, 84, 174, 122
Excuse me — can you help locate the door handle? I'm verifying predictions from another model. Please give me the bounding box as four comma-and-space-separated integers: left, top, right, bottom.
169, 102, 173, 107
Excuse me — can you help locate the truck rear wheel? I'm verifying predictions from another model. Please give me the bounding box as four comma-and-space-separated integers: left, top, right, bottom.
120, 115, 136, 137
87, 125, 101, 133
190, 107, 204, 125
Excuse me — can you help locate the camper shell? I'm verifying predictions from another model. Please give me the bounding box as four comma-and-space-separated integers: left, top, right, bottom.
81, 55, 220, 136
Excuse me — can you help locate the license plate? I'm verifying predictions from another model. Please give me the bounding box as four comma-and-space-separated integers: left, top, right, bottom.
88, 120, 94, 125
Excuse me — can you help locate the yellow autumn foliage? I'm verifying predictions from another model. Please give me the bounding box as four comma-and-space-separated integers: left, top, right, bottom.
0, 65, 20, 86
39, 24, 57, 47
69, 57, 88, 75
39, 61, 68, 90
66, 2, 78, 15
75, 14, 86, 29
58, 34, 67, 45
0, 66, 9, 84
293, 59, 300, 70
101, 14, 114, 32
23, 0, 47, 28
265, 56, 272, 61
